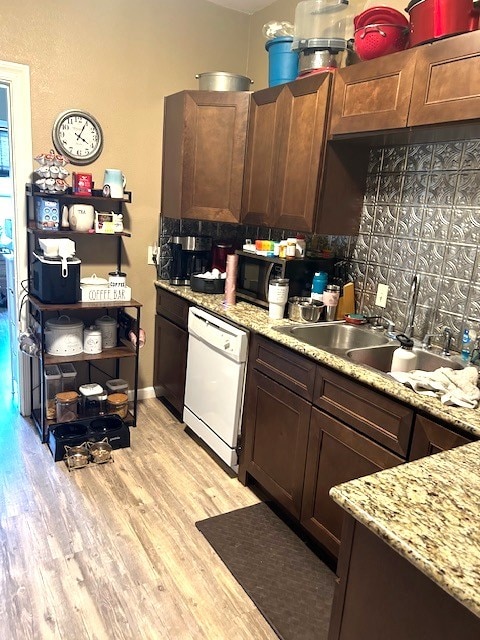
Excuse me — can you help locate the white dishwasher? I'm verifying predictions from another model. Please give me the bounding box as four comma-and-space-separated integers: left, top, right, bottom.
183, 307, 249, 471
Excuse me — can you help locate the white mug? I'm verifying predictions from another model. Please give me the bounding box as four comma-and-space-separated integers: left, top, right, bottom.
103, 169, 126, 198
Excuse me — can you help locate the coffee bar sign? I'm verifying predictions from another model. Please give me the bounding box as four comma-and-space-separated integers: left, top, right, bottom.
81, 286, 132, 302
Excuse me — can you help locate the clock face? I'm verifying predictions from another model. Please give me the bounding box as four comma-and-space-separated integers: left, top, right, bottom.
52, 110, 103, 165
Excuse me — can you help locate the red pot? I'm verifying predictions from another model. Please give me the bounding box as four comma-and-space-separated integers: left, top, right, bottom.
406, 0, 480, 47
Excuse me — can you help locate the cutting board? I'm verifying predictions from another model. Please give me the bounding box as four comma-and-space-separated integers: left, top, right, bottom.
335, 281, 355, 320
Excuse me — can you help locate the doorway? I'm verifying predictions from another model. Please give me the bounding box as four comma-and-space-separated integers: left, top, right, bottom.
0, 61, 33, 416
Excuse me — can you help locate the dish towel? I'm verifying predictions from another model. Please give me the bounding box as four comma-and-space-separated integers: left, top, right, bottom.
389, 366, 480, 409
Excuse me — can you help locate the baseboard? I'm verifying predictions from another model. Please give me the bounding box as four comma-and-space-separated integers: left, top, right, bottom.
134, 386, 156, 400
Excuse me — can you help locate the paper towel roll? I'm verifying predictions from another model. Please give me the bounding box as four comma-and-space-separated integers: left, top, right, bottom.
224, 254, 238, 306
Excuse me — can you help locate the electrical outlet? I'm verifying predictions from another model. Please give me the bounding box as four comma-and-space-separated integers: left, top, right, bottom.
147, 245, 156, 265
375, 284, 389, 308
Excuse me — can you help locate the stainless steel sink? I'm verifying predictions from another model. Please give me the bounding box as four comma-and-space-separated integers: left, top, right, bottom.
347, 344, 464, 373
274, 322, 390, 353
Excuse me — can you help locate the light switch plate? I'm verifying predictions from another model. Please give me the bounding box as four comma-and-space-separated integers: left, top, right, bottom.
375, 284, 389, 308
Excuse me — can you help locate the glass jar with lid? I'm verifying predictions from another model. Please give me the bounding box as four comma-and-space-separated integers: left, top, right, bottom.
55, 391, 79, 423
107, 393, 129, 419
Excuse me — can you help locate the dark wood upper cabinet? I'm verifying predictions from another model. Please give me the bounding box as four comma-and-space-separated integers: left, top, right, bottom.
408, 30, 480, 127
330, 48, 418, 135
271, 75, 331, 232
241, 84, 283, 227
242, 73, 332, 232
161, 90, 250, 223
242, 73, 367, 234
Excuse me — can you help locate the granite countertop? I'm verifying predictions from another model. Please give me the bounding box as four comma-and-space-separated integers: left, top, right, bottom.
155, 280, 480, 438
330, 441, 480, 617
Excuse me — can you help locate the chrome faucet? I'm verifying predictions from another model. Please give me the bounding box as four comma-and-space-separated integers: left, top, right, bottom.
403, 274, 420, 339
441, 327, 454, 357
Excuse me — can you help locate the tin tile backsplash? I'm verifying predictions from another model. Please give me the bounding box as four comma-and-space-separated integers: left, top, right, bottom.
159, 137, 480, 344
351, 139, 480, 341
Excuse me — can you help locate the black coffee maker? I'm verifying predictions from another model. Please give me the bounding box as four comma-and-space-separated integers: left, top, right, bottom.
168, 235, 212, 285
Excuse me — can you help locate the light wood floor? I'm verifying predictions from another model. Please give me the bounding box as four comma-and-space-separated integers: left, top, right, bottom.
0, 396, 278, 640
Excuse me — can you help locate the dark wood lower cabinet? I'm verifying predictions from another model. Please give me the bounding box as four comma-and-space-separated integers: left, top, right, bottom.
409, 414, 473, 460
239, 369, 311, 519
328, 516, 480, 640
300, 408, 402, 557
153, 314, 188, 415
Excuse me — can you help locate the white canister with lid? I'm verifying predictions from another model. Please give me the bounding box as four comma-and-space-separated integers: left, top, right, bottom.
44, 316, 84, 356
108, 270, 127, 287
95, 315, 117, 349
83, 325, 103, 354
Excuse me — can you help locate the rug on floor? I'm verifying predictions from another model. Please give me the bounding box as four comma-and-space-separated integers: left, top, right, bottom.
195, 502, 335, 640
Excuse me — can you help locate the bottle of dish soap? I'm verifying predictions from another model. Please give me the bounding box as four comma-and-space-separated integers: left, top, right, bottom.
461, 328, 471, 362
391, 334, 417, 373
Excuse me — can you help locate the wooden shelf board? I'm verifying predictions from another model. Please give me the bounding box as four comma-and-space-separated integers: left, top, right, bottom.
28, 294, 142, 312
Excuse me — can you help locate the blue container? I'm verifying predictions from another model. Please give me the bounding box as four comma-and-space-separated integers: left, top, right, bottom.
265, 36, 299, 87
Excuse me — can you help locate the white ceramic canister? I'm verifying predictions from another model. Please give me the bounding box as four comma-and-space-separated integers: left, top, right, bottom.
83, 325, 103, 354
95, 315, 117, 349
108, 270, 127, 287
44, 316, 84, 356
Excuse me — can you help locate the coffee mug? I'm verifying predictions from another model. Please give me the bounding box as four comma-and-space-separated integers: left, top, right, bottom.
103, 169, 126, 198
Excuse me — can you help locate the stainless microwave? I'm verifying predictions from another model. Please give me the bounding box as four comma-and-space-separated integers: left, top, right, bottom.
235, 250, 335, 308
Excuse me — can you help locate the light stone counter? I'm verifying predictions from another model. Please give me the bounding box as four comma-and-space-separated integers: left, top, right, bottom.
330, 441, 480, 618
155, 280, 480, 439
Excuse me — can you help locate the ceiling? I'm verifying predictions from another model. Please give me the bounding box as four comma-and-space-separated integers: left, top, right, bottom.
207, 0, 276, 14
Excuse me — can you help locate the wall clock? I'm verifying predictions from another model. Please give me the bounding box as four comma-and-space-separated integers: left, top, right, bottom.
52, 109, 103, 165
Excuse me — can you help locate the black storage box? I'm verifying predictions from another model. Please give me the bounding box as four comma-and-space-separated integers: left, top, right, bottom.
30, 252, 81, 304
48, 415, 130, 461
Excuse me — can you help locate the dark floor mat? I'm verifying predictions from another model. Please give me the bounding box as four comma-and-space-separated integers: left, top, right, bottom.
196, 502, 335, 640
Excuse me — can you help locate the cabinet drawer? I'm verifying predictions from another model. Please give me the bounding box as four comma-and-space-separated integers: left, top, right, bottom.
156, 288, 189, 328
251, 335, 316, 402
313, 367, 413, 457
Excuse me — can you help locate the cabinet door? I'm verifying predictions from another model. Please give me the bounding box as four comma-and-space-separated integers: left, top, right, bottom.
241, 85, 283, 227
156, 288, 189, 329
301, 408, 402, 558
409, 415, 473, 461
153, 314, 188, 415
408, 31, 480, 127
330, 48, 417, 135
272, 74, 331, 232
162, 90, 249, 223
240, 369, 311, 519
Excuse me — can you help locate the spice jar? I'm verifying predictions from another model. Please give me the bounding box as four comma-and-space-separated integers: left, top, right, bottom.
55, 391, 79, 423
286, 238, 297, 258
107, 392, 129, 419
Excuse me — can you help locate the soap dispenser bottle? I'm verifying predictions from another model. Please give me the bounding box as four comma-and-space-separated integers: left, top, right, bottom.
461, 328, 471, 362
391, 334, 417, 373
